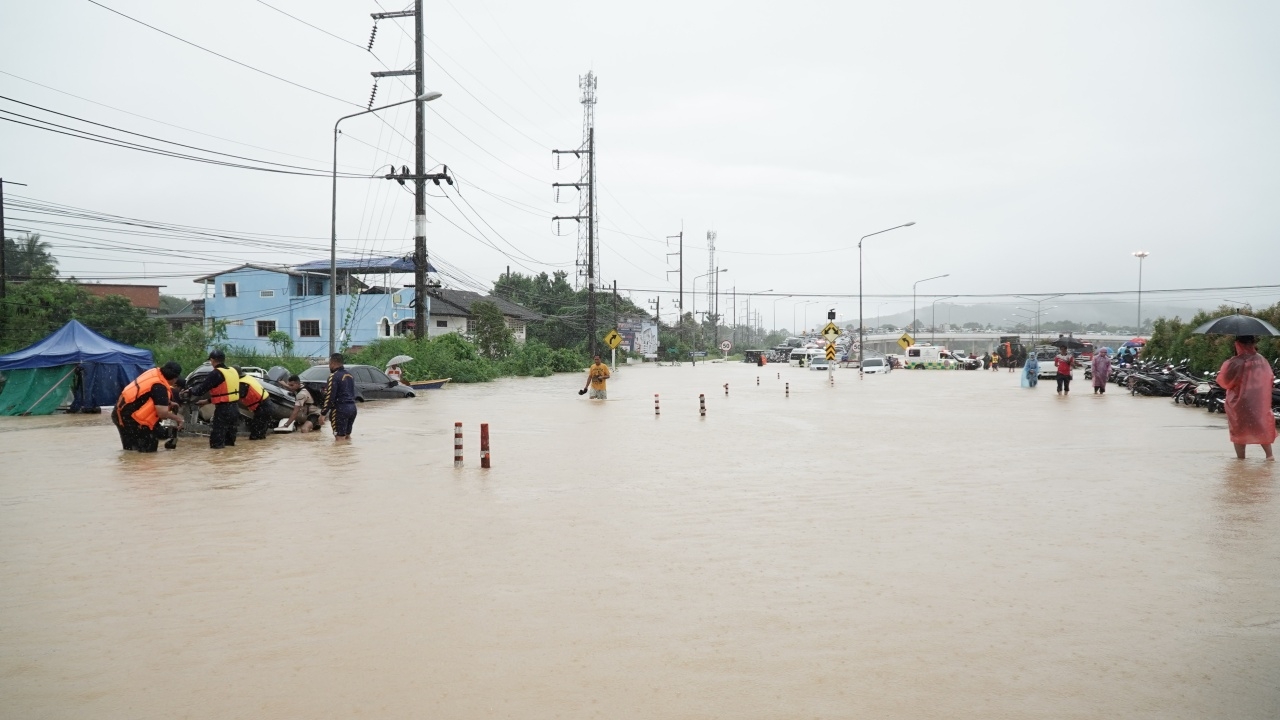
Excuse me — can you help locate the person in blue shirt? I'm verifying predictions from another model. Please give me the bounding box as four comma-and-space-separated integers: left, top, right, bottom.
322, 352, 358, 441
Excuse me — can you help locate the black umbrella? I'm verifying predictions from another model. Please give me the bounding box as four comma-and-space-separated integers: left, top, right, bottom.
1190, 313, 1280, 337
1051, 335, 1084, 349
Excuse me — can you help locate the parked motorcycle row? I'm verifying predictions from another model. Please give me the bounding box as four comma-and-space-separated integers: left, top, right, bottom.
1097, 356, 1280, 423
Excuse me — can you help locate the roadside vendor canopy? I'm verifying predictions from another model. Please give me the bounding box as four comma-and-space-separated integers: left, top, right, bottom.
0, 320, 154, 415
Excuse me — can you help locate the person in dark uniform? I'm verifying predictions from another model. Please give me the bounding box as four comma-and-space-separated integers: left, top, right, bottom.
184, 349, 242, 448
322, 352, 358, 441
237, 369, 275, 440
112, 361, 185, 452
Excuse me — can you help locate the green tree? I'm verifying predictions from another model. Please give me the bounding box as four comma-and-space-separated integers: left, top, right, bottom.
471, 300, 514, 359
0, 278, 166, 351
159, 294, 189, 314
3, 233, 58, 279
267, 330, 294, 357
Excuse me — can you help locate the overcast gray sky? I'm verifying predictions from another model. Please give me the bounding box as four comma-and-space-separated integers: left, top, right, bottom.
2, 0, 1278, 328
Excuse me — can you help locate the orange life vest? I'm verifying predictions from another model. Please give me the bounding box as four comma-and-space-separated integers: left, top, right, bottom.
239, 375, 266, 411
208, 366, 241, 404
115, 367, 167, 430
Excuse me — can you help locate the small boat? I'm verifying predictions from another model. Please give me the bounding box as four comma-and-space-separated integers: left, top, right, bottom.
408, 378, 451, 390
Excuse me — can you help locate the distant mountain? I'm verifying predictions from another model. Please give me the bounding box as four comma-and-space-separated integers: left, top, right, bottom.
861, 299, 1213, 332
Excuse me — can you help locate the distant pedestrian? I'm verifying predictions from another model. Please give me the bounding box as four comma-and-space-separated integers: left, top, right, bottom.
583, 355, 611, 399
1054, 347, 1074, 395
322, 353, 358, 441
1091, 348, 1112, 395
982, 352, 991, 370
385, 363, 404, 385
1215, 335, 1275, 460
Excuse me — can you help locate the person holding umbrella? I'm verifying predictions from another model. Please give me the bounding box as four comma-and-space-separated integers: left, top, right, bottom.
1192, 313, 1278, 460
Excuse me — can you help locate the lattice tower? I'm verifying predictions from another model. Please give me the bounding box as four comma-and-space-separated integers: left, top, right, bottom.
706, 230, 717, 318
575, 72, 599, 289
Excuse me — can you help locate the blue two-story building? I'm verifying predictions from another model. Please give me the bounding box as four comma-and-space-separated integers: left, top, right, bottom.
196, 256, 541, 357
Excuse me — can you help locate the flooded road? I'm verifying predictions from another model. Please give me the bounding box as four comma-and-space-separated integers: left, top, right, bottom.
2, 362, 1277, 718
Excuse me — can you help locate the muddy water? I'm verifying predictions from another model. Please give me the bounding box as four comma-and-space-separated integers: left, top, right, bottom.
1, 363, 1276, 719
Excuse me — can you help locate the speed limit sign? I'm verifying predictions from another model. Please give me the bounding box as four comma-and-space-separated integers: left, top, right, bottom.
720, 340, 732, 353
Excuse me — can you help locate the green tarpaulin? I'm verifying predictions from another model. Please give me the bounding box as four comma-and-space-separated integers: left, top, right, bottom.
0, 366, 77, 416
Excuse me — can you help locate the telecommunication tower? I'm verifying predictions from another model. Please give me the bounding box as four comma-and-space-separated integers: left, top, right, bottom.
706, 230, 717, 319
576, 72, 599, 289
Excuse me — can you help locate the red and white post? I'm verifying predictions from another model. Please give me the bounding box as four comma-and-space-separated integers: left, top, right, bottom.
453, 422, 463, 468
654, 393, 660, 416
699, 393, 706, 417
480, 423, 490, 469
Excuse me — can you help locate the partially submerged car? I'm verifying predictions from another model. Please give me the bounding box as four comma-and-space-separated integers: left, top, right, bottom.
299, 364, 416, 404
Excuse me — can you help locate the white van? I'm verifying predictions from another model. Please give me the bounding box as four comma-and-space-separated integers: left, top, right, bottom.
789, 348, 824, 367
903, 344, 958, 369
860, 357, 890, 374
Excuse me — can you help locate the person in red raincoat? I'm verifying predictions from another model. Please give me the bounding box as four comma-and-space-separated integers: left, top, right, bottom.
1215, 335, 1276, 460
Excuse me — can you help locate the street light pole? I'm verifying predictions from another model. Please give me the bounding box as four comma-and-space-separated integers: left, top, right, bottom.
912, 274, 949, 340
773, 295, 791, 333
1015, 295, 1064, 347
931, 296, 956, 345
1133, 251, 1150, 335
331, 91, 440, 355
858, 222, 914, 373
691, 268, 726, 349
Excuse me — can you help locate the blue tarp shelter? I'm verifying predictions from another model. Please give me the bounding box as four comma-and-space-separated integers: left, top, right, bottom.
0, 320, 154, 416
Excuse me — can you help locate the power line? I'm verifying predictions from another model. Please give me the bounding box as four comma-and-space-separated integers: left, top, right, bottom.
613, 284, 1280, 300
0, 96, 370, 177
252, 0, 367, 51
84, 0, 361, 108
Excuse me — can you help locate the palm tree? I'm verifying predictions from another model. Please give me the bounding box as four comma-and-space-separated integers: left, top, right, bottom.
3, 233, 58, 279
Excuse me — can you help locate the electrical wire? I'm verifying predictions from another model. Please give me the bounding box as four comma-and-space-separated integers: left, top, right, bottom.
84, 0, 361, 108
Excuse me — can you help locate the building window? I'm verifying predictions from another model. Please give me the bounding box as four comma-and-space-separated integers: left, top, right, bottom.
299, 320, 320, 337
256, 320, 277, 337
507, 319, 525, 334
223, 282, 238, 298
379, 317, 391, 338
295, 282, 304, 296
466, 318, 476, 334
259, 289, 275, 298
436, 319, 448, 328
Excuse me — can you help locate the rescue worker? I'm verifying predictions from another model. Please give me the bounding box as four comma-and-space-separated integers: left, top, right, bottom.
322, 352, 358, 441
237, 369, 275, 440
183, 349, 241, 448
112, 361, 184, 452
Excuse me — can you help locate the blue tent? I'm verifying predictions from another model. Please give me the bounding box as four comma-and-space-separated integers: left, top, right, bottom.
0, 320, 154, 415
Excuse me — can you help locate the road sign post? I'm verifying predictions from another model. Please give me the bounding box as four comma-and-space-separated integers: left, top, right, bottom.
720, 339, 732, 359
604, 329, 622, 371
821, 321, 840, 385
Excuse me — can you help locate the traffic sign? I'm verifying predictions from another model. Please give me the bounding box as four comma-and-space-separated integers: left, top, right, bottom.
603, 329, 622, 350
897, 332, 914, 352
720, 340, 732, 353
821, 322, 841, 343
825, 343, 836, 361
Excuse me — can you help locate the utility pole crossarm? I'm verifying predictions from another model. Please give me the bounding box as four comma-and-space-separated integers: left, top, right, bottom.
371, 70, 416, 78
371, 10, 414, 19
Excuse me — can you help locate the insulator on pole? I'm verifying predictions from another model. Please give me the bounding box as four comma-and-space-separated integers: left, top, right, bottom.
367, 23, 379, 51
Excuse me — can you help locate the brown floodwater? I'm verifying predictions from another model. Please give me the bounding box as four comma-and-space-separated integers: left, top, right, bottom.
1, 363, 1277, 719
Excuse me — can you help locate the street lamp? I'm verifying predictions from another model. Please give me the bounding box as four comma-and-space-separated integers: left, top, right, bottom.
331, 90, 442, 355
912, 274, 949, 338
858, 222, 914, 370
692, 268, 727, 346
1015, 295, 1064, 347
741, 288, 771, 347
772, 295, 792, 333
793, 300, 817, 335
1132, 251, 1150, 335
931, 295, 956, 345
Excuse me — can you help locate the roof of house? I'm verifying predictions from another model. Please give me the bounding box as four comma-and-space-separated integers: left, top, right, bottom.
427, 289, 542, 321
192, 264, 301, 283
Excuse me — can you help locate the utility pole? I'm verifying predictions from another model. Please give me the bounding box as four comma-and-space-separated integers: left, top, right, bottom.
553, 73, 599, 355
665, 228, 682, 317
368, 4, 430, 339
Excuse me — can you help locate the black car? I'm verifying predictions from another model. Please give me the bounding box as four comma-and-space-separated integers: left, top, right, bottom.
299, 364, 416, 403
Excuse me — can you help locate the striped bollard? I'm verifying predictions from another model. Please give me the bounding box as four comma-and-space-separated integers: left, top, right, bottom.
756, 376, 760, 386
724, 383, 729, 396
480, 423, 490, 469
776, 372, 780, 380
786, 382, 790, 397
453, 422, 463, 468
654, 393, 660, 416
699, 394, 706, 417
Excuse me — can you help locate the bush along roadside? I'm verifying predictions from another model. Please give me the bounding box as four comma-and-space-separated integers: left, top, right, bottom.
349, 334, 588, 383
